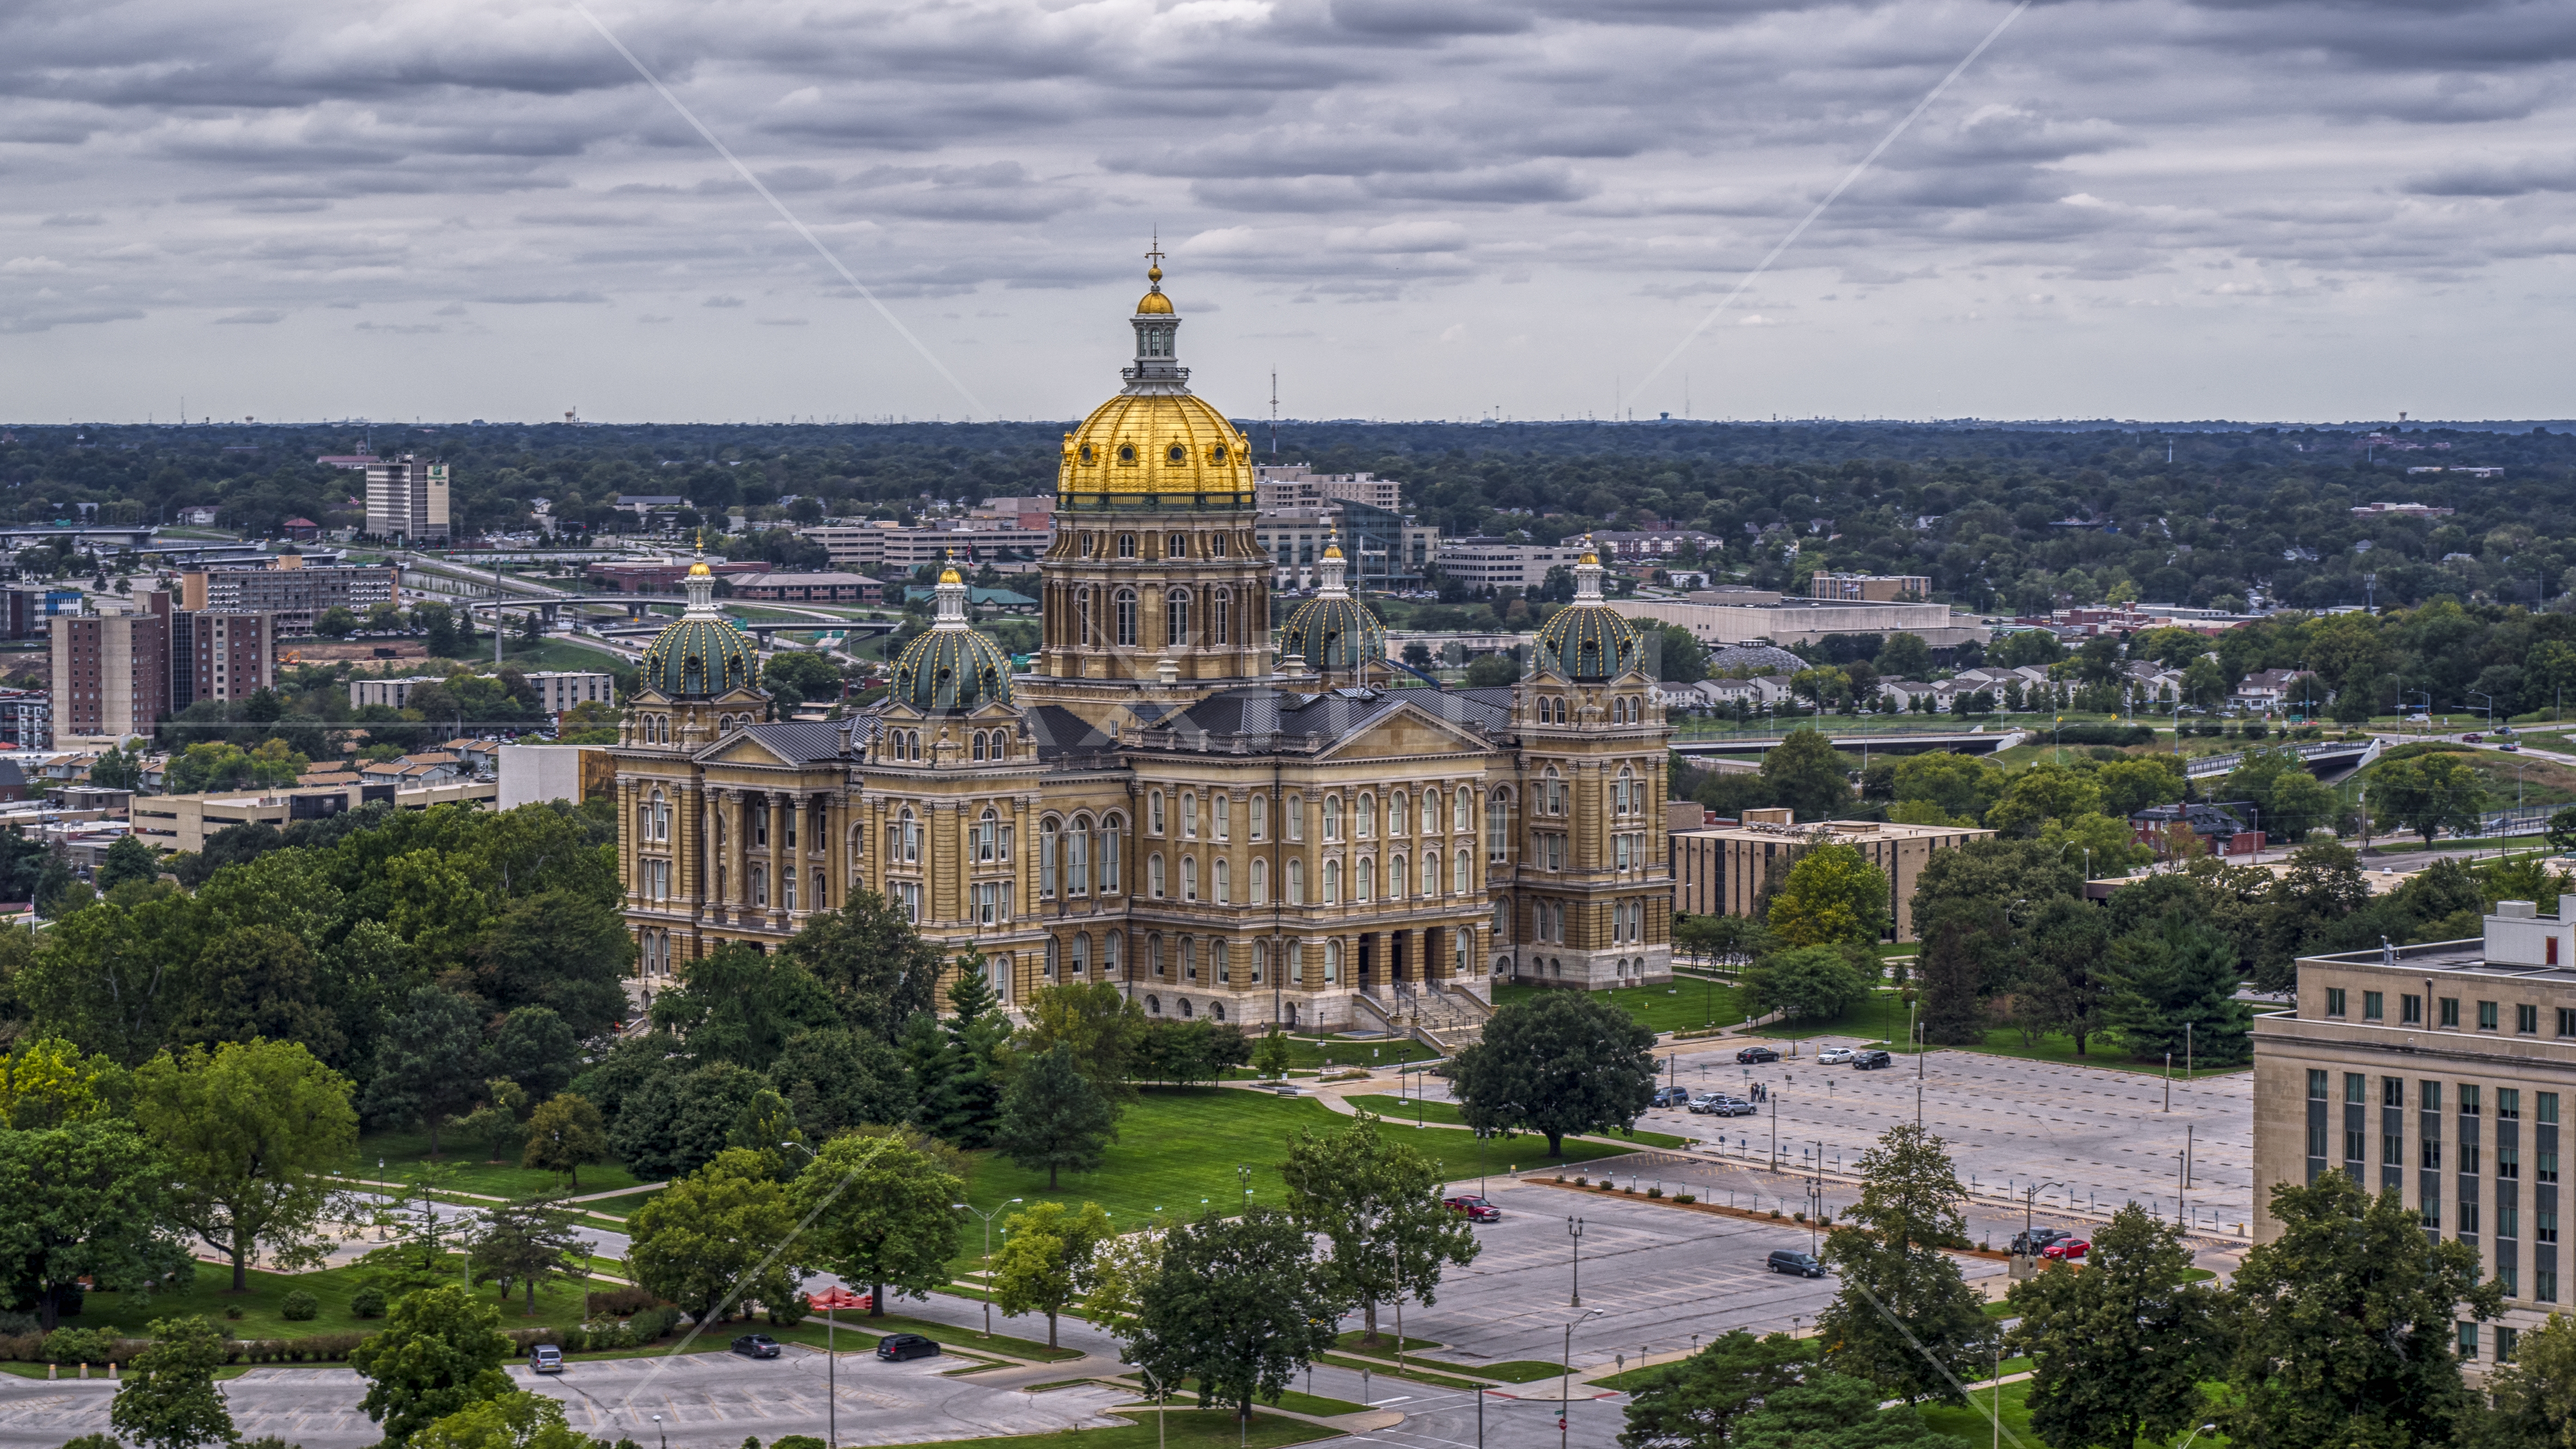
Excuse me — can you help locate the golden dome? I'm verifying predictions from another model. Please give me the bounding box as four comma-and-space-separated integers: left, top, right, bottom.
1059, 392, 1253, 500
939, 564, 963, 584
687, 560, 712, 577
1137, 261, 1173, 314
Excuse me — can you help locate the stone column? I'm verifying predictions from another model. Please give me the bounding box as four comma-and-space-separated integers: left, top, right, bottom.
767, 792, 789, 926
725, 789, 749, 922
618, 779, 641, 907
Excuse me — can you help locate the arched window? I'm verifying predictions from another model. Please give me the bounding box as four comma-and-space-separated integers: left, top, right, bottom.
1212, 939, 1230, 984
1212, 795, 1230, 842
1149, 853, 1166, 899
783, 869, 797, 911
897, 807, 921, 864
812, 867, 826, 911
1356, 793, 1375, 839
1250, 794, 1269, 841
1251, 856, 1270, 904
1616, 766, 1635, 815
1146, 994, 1162, 1015
1322, 797, 1341, 842
1323, 858, 1342, 904
1252, 939, 1267, 984
750, 863, 768, 907
1389, 792, 1407, 836
1210, 1000, 1226, 1022
1488, 789, 1511, 861
1119, 533, 1137, 558
1456, 786, 1474, 832
1115, 589, 1138, 646
1104, 931, 1122, 976
971, 731, 986, 762
1285, 795, 1304, 842
1287, 858, 1305, 904
1148, 933, 1164, 976
1181, 791, 1198, 839
1214, 858, 1230, 904
1290, 939, 1305, 982
1149, 791, 1165, 836
1039, 818, 1059, 897
1180, 997, 1195, 1019
1076, 588, 1093, 645
1181, 937, 1197, 979
1072, 933, 1090, 976
1181, 855, 1199, 902
1070, 814, 1092, 894
1454, 848, 1471, 893
1421, 852, 1439, 896
1388, 853, 1405, 899
1166, 589, 1191, 648
1210, 589, 1231, 647
1421, 789, 1439, 835
1324, 939, 1342, 983
1100, 814, 1123, 893
1356, 856, 1374, 903
978, 808, 1000, 863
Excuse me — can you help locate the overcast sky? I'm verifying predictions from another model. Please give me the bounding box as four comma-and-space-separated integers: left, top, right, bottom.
3, 0, 2572, 426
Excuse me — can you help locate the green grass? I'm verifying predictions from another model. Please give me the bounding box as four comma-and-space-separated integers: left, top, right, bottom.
1343, 1095, 1692, 1149
1334, 1330, 1441, 1354
1917, 1379, 2032, 1442
1746, 990, 2250, 1078
1494, 980, 1748, 1036
933, 1410, 1341, 1449
954, 1087, 1635, 1269
1156, 1379, 1369, 1416
569, 1186, 669, 1220
1470, 1360, 1575, 1384
78, 1255, 618, 1340
501, 636, 632, 673
1313, 1352, 1485, 1391
1271, 1034, 1445, 1070
343, 1129, 647, 1202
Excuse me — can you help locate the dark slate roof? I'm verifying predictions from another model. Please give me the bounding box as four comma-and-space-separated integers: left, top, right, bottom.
1166, 685, 1511, 745
738, 719, 849, 765
1027, 705, 1121, 761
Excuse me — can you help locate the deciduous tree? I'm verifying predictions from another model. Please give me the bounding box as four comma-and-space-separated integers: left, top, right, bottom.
520, 1093, 610, 1190
1763, 843, 1888, 947
349, 1285, 516, 1448
992, 1041, 1118, 1188
1012, 982, 1148, 1102
1739, 945, 1873, 1025
779, 891, 944, 1042
2006, 1204, 2221, 1449
0, 1119, 180, 1330
627, 1148, 805, 1324
987, 1200, 1113, 1349
1813, 1124, 1993, 1405
1757, 730, 1853, 823
1279, 1113, 1480, 1344
793, 1126, 965, 1318
1451, 992, 1655, 1156
363, 986, 488, 1157
132, 1038, 357, 1291
111, 1315, 238, 1449
1129, 1207, 1345, 1421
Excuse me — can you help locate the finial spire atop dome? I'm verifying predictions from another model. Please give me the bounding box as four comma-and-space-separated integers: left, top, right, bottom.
682, 529, 719, 618
933, 552, 971, 630
1125, 237, 1186, 391
1316, 530, 1350, 598
1573, 534, 1606, 604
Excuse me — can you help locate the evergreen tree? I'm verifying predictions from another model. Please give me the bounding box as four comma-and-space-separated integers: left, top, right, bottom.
992, 1042, 1118, 1188
1814, 1123, 1994, 1405
921, 960, 1009, 1148
2100, 917, 2252, 1066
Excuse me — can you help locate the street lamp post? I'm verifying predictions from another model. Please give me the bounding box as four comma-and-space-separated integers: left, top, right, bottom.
953, 1199, 1022, 1338
1560, 1309, 1601, 1449
1567, 1216, 1586, 1305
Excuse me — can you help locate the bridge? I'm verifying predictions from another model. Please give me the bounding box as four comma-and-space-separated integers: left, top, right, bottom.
2183, 736, 2382, 780
1675, 728, 2030, 760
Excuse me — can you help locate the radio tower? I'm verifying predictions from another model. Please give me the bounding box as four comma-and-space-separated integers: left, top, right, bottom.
1269, 370, 1279, 459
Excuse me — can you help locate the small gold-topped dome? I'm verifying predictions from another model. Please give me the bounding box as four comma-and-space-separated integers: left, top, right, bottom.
1136, 289, 1174, 316
939, 564, 963, 584
687, 560, 713, 577
1322, 539, 1344, 559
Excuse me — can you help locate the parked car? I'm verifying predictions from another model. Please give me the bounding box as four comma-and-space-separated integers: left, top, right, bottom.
731, 1334, 782, 1359
1768, 1250, 1826, 1278
1443, 1195, 1502, 1222
2502, 743, 2522, 752
2041, 1239, 2091, 1262
1653, 1085, 1692, 1108
1816, 1046, 1856, 1065
1736, 1046, 1781, 1064
528, 1344, 564, 1375
876, 1333, 941, 1362
2465, 733, 2485, 743
1853, 1050, 1895, 1070
2011, 1228, 2073, 1256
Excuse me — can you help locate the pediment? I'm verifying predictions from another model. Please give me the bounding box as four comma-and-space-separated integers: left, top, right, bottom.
1312, 700, 1495, 761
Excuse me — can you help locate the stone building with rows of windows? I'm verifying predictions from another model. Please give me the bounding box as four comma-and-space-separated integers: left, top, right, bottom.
610, 258, 1673, 1028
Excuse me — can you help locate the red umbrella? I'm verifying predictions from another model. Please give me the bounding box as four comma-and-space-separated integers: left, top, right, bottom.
808, 1286, 873, 1313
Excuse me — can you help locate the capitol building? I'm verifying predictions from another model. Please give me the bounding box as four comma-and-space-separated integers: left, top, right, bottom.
610, 258, 1673, 1030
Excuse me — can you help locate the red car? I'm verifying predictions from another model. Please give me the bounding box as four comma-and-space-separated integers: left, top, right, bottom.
1443, 1195, 1501, 1222
2041, 1238, 2090, 1262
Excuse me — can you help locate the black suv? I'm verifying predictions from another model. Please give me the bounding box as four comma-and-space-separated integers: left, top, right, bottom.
1735, 1046, 1781, 1064
1768, 1250, 1826, 1278
730, 1334, 782, 1359
2012, 1228, 2073, 1256
876, 1333, 941, 1362
1852, 1050, 1894, 1070
1652, 1085, 1692, 1108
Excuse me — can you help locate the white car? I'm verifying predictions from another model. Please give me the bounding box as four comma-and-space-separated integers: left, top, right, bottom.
1816, 1046, 1857, 1065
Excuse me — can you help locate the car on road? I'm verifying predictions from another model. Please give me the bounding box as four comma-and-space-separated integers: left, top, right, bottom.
1816, 1046, 1856, 1065
1736, 1046, 1781, 1064
529, 1344, 564, 1374
1652, 1085, 1693, 1108
2041, 1238, 2091, 1262
731, 1334, 782, 1359
2011, 1228, 2073, 1256
876, 1333, 941, 1362
1853, 1050, 1895, 1070
2466, 733, 2485, 743
1690, 1094, 1756, 1116
1443, 1195, 1502, 1222
1767, 1250, 1826, 1277
2502, 743, 2522, 752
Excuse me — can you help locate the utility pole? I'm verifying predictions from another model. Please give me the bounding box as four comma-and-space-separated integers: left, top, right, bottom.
1567, 1216, 1585, 1305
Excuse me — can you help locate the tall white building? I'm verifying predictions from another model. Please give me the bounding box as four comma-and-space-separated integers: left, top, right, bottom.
366, 456, 450, 543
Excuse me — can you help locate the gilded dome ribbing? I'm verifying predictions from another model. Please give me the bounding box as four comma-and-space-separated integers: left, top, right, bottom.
1534, 536, 1639, 682
891, 565, 1014, 712
640, 552, 759, 697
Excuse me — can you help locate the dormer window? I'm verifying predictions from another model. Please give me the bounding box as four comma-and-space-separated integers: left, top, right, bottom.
1167, 445, 1186, 463
1079, 444, 1095, 464
1119, 445, 1137, 463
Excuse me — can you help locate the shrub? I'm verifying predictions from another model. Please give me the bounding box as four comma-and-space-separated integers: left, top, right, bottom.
1571, 1177, 1586, 1187
1793, 1211, 1806, 1223
1646, 1186, 1662, 1199
775, 1438, 827, 1449
1770, 1209, 1783, 1219
224, 1306, 244, 1320
349, 1285, 387, 1320
42, 1328, 112, 1365
0, 1311, 37, 1337
586, 1285, 663, 1318
1673, 1194, 1697, 1204
280, 1291, 320, 1322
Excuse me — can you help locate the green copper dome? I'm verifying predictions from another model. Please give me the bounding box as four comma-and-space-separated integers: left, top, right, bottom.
641, 615, 760, 697
891, 565, 1014, 712
1534, 538, 1639, 681
1279, 594, 1384, 672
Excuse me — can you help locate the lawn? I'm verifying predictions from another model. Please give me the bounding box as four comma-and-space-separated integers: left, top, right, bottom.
499, 636, 632, 673
78, 1255, 618, 1340
1494, 979, 1748, 1036
341, 1128, 648, 1203
1745, 990, 2249, 1078
571, 1186, 669, 1221
1342, 1095, 1692, 1150
953, 1087, 1643, 1266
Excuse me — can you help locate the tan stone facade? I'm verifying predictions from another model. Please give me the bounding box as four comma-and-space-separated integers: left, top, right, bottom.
1669, 814, 1993, 942
2255, 898, 2576, 1368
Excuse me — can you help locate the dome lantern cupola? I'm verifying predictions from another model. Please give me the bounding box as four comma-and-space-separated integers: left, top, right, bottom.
1278, 531, 1384, 684
1056, 246, 1255, 510
891, 555, 1014, 712
639, 537, 760, 698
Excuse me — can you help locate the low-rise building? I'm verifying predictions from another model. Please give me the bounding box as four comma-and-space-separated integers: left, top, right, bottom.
129, 777, 499, 854
1611, 596, 1988, 651
1261, 503, 1434, 590
1253, 465, 1402, 511
1434, 538, 1583, 593
1594, 530, 1722, 563
1669, 810, 1993, 941
179, 556, 400, 634
1808, 572, 1931, 602
585, 559, 767, 594
0, 689, 51, 749
520, 671, 615, 717
725, 571, 883, 603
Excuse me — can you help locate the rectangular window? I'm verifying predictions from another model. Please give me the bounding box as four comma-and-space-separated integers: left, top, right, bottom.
2366, 990, 2385, 1020
2464, 1142, 2484, 1174
2309, 1122, 2329, 1158
2465, 1085, 2483, 1115
2424, 1140, 2444, 1170
2544, 1270, 2562, 1304
2425, 1081, 2444, 1112
2502, 1204, 2521, 1238
2500, 1324, 2521, 1361
2545, 1093, 2562, 1125
2309, 1069, 2330, 1099
2347, 1073, 2367, 1104
2503, 1089, 2522, 1120
2522, 1004, 2542, 1035
2543, 1210, 2561, 1245
2503, 1144, 2522, 1179
2346, 1129, 2367, 1162
2463, 1201, 2482, 1235
2424, 1202, 2442, 1231
2326, 987, 2348, 1017
2442, 997, 2461, 1028
2386, 1076, 2406, 1108
2560, 1008, 2576, 1038
2386, 1132, 2405, 1165
2480, 1001, 2500, 1031
2405, 994, 2425, 1024
2543, 1149, 2561, 1185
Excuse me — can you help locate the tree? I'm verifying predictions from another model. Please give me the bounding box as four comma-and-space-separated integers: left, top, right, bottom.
412, 1390, 599, 1449
2370, 751, 2489, 846
2016, 896, 2111, 1055
486, 1007, 580, 1102
992, 1042, 1118, 1188
349, 1284, 517, 1448
628, 1148, 805, 1324
1129, 1206, 1345, 1421
2549, 805, 2576, 856
0, 1119, 180, 1330
1764, 843, 1889, 946
779, 891, 945, 1043
1618, 1330, 1812, 1449
89, 743, 147, 793
1250, 1028, 1294, 1080
2222, 1172, 2502, 1449
1889, 753, 2004, 825
987, 1200, 1113, 1349
172, 924, 344, 1065
2093, 755, 2185, 820
2101, 917, 2253, 1066
97, 834, 159, 892
766, 1026, 914, 1139
1079, 1221, 1166, 1344
520, 1093, 610, 1190
762, 651, 843, 710
1813, 1123, 1993, 1404
132, 1038, 357, 1291
2005, 1204, 2221, 1449
467, 1200, 593, 1317
1740, 945, 1872, 1025
1675, 914, 1772, 978
647, 943, 838, 1072
1012, 981, 1147, 1103
364, 986, 489, 1157
1985, 763, 2103, 836
1758, 730, 1852, 822
1464, 651, 1521, 688
316, 606, 359, 639
1657, 625, 1709, 684
1279, 1112, 1479, 1344
915, 963, 1011, 1146
111, 1314, 238, 1449
2477, 1312, 2576, 1449
1450, 992, 1656, 1156
1876, 632, 1934, 680
793, 1126, 965, 1318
